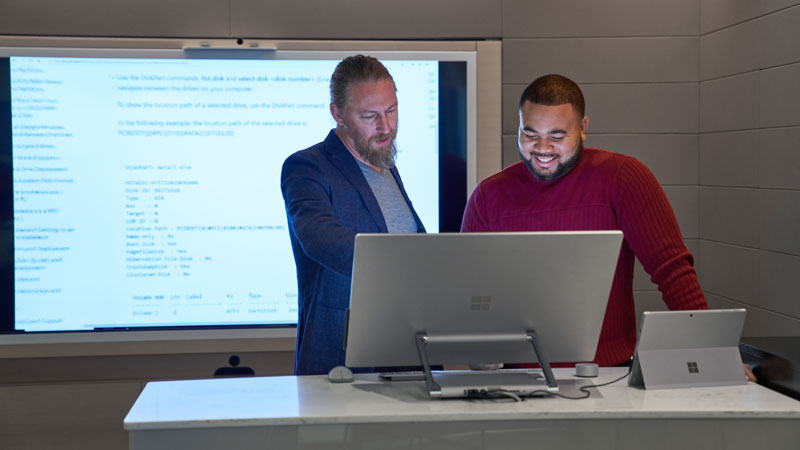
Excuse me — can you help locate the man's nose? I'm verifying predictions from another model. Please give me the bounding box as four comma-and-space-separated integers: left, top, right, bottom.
534, 137, 552, 151
376, 113, 391, 133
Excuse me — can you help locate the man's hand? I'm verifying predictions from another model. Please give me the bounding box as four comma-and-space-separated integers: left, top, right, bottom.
744, 364, 757, 382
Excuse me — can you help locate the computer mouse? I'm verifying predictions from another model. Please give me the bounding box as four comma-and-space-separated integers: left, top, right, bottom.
327, 365, 354, 383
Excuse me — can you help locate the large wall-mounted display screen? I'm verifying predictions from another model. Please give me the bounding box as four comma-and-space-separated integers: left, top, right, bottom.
0, 48, 475, 339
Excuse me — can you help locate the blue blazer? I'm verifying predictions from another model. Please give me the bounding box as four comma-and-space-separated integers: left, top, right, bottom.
280, 130, 425, 375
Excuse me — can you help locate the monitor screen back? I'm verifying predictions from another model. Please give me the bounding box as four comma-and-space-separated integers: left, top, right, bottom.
345, 231, 623, 368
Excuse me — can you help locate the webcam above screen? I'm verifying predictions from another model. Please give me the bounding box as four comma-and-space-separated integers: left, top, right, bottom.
344, 231, 624, 369
0, 46, 476, 347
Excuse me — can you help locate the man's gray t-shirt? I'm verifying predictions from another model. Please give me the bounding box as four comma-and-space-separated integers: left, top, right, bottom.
357, 161, 419, 233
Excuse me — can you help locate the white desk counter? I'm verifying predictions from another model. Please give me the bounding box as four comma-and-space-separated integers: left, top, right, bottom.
124, 368, 800, 449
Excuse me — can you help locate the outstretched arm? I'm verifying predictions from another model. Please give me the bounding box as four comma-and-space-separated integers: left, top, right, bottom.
281, 154, 358, 278
613, 158, 707, 311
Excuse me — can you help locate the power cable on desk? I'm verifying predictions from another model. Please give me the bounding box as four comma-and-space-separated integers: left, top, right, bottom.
466, 365, 633, 402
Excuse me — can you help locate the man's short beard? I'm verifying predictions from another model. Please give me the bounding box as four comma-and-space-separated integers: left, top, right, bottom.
355, 133, 397, 170
520, 140, 583, 182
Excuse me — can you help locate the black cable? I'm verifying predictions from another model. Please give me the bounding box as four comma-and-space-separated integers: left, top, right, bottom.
462, 389, 522, 402
524, 365, 633, 400
465, 366, 633, 402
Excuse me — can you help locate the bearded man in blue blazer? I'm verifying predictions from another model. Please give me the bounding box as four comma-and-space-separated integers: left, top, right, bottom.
281, 55, 425, 376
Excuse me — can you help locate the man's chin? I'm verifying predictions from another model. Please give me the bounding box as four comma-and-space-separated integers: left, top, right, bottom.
523, 161, 557, 181
359, 146, 396, 169
370, 145, 392, 154
521, 147, 582, 181
532, 172, 557, 182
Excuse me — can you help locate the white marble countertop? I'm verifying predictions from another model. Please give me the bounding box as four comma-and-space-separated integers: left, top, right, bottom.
124, 368, 800, 431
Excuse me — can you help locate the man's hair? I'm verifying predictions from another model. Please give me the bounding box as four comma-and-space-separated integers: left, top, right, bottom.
518, 74, 585, 118
330, 55, 395, 110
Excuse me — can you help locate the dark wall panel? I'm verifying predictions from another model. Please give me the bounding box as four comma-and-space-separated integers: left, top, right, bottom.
230, 0, 502, 39
0, 0, 230, 38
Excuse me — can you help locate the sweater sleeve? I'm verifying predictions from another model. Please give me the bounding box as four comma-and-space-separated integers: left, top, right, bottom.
613, 158, 708, 311
460, 183, 490, 232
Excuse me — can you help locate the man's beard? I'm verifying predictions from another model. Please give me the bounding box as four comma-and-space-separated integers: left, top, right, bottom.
354, 131, 398, 170
519, 140, 583, 182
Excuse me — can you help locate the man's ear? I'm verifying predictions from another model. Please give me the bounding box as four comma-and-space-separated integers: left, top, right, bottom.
330, 103, 342, 126
580, 116, 589, 141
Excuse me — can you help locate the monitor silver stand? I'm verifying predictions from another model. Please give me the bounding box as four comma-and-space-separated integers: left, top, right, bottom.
414, 330, 559, 398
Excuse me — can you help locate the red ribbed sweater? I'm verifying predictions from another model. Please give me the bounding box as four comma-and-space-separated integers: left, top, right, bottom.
461, 148, 707, 366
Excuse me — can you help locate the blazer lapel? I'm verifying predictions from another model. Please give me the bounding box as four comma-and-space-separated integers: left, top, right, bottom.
323, 131, 388, 233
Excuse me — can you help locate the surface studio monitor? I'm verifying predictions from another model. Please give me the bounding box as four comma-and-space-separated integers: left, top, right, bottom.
344, 231, 624, 397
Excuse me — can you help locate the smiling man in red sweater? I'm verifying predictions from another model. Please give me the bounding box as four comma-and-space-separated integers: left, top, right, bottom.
461, 74, 707, 367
